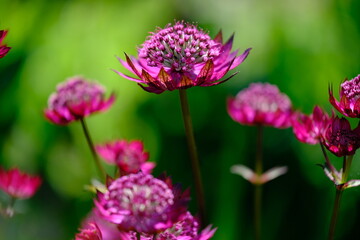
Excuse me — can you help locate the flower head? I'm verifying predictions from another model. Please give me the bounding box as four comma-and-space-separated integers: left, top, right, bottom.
227, 82, 293, 128
0, 168, 42, 199
115, 20, 251, 94
0, 30, 11, 58
75, 222, 103, 240
322, 116, 360, 157
44, 76, 115, 125
329, 74, 360, 118
292, 106, 332, 144
96, 140, 154, 175
95, 172, 189, 233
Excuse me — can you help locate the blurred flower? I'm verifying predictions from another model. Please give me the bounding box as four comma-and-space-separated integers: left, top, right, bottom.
95, 172, 189, 233
75, 222, 102, 240
0, 30, 11, 58
44, 76, 115, 125
322, 116, 360, 157
292, 106, 332, 144
115, 20, 251, 94
0, 167, 41, 199
329, 74, 360, 118
227, 82, 293, 128
96, 140, 154, 175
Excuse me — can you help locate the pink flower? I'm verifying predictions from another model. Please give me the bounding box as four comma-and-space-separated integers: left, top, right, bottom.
75, 222, 102, 240
292, 106, 332, 144
115, 20, 251, 94
0, 168, 41, 199
322, 116, 360, 157
44, 76, 115, 125
95, 172, 189, 234
329, 74, 360, 118
0, 30, 11, 58
95, 140, 154, 175
227, 82, 293, 128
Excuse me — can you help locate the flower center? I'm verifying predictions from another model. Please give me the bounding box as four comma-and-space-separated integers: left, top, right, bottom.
138, 21, 221, 72
341, 75, 360, 101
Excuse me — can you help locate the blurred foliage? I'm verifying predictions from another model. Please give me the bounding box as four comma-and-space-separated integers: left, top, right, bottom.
0, 0, 360, 239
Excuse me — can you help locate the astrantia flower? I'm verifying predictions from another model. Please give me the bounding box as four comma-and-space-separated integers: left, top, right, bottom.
44, 76, 115, 125
115, 20, 251, 94
329, 74, 360, 118
292, 106, 332, 144
227, 82, 293, 128
322, 116, 360, 157
0, 168, 41, 199
75, 222, 102, 240
96, 140, 154, 175
0, 30, 11, 58
95, 172, 189, 233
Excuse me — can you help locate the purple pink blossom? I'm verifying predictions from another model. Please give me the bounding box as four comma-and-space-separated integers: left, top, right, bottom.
75, 222, 102, 240
44, 76, 115, 125
115, 20, 251, 94
0, 30, 11, 58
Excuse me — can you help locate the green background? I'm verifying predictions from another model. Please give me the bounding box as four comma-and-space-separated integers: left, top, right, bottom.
0, 0, 360, 239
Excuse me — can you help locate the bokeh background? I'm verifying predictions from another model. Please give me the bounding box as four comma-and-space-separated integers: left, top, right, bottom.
1, 0, 360, 239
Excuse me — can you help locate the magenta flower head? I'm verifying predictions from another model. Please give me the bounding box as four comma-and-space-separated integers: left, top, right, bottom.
75, 222, 102, 240
329, 74, 360, 118
95, 172, 189, 234
0, 30, 11, 58
115, 20, 251, 94
95, 140, 155, 175
292, 106, 332, 144
227, 82, 293, 128
322, 116, 360, 157
44, 76, 115, 125
0, 167, 41, 199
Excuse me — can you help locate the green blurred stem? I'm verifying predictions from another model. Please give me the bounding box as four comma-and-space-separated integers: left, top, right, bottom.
328, 155, 353, 240
254, 125, 263, 240
179, 89, 206, 227
80, 118, 106, 181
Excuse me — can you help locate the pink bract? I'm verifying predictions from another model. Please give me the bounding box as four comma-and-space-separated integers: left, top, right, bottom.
114, 20, 251, 94
95, 140, 154, 175
322, 116, 360, 157
95, 172, 189, 234
0, 30, 11, 58
227, 82, 293, 128
0, 167, 41, 199
292, 106, 332, 144
75, 222, 103, 240
329, 74, 360, 118
44, 76, 115, 125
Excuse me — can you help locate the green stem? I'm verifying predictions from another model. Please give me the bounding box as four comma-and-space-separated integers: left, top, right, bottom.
80, 118, 106, 181
179, 89, 206, 227
254, 125, 263, 240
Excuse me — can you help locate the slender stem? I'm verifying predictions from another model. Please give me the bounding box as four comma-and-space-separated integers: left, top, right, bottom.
254, 125, 263, 240
320, 143, 336, 173
136, 232, 141, 240
178, 89, 206, 227
341, 155, 353, 183
80, 118, 106, 181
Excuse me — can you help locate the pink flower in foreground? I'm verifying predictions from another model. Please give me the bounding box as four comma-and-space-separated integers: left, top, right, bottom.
322, 116, 360, 157
96, 140, 154, 175
329, 74, 360, 118
0, 168, 41, 199
0, 30, 11, 58
115, 20, 251, 94
75, 222, 102, 240
95, 172, 189, 233
227, 82, 293, 128
292, 106, 332, 144
44, 76, 115, 125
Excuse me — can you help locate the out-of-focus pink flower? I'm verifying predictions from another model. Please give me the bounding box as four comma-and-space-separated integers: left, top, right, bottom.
322, 116, 360, 157
0, 168, 41, 199
75, 222, 102, 240
227, 82, 293, 128
0, 30, 11, 58
115, 20, 251, 94
95, 172, 189, 234
95, 140, 154, 175
44, 76, 115, 125
292, 106, 332, 144
329, 74, 360, 118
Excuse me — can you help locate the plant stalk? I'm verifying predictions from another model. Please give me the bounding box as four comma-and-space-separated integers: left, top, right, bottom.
254, 125, 263, 240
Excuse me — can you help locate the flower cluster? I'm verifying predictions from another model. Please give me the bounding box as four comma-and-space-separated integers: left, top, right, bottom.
0, 30, 11, 58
